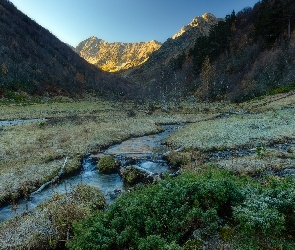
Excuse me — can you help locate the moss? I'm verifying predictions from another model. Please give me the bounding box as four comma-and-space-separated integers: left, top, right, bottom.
164, 151, 190, 169
121, 166, 147, 185
71, 184, 106, 211
183, 239, 203, 250
219, 226, 234, 241
97, 155, 117, 174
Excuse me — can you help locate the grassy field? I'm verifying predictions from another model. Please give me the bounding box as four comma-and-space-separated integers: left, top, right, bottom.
0, 91, 294, 249
166, 108, 295, 151
0, 98, 213, 204
1, 93, 294, 204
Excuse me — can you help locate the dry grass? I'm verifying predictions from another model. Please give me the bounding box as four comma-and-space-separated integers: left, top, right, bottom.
239, 90, 295, 112
166, 92, 295, 175
166, 108, 295, 151
0, 99, 211, 204
214, 149, 295, 175
0, 185, 106, 249
1, 92, 294, 249
1, 93, 294, 204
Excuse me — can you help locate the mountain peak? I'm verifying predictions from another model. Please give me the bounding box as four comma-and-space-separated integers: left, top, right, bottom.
74, 38, 162, 72
172, 13, 218, 39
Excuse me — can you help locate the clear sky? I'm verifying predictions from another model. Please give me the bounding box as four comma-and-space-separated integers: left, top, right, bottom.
9, 0, 259, 47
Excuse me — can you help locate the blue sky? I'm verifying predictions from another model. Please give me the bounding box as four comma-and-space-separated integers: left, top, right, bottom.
10, 0, 259, 47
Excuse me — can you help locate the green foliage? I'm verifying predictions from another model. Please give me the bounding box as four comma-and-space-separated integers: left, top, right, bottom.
97, 155, 117, 174
270, 82, 295, 95
254, 0, 287, 48
190, 11, 236, 73
256, 145, 266, 158
138, 235, 181, 250
68, 169, 243, 249
121, 167, 146, 185
39, 121, 46, 128
68, 169, 295, 249
5, 90, 27, 102
233, 177, 295, 248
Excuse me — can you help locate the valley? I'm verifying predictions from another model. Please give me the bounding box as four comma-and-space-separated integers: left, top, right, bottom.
0, 91, 294, 249
1, 0, 295, 248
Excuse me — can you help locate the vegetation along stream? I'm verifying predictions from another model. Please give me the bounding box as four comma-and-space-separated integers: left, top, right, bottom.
0, 124, 182, 222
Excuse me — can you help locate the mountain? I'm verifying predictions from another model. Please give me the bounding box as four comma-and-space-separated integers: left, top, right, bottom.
74, 37, 161, 72
172, 13, 221, 39
0, 0, 136, 99
122, 2, 295, 102
120, 13, 221, 100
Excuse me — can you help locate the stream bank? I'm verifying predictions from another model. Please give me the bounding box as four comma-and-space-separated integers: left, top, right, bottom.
0, 124, 183, 222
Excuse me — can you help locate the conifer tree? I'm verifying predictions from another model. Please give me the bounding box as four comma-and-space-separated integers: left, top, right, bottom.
201, 56, 216, 103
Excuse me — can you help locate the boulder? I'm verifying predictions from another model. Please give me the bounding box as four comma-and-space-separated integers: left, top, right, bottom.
120, 165, 154, 185
97, 155, 117, 174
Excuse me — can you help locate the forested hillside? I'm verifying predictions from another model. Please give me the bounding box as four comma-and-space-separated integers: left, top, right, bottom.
124, 0, 295, 102
190, 0, 295, 102
0, 0, 136, 100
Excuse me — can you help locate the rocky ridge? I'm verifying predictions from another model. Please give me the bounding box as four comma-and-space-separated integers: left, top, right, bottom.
74, 37, 161, 72
172, 13, 221, 39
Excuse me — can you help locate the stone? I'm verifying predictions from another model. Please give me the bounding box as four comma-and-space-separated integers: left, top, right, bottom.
119, 165, 154, 185
97, 155, 117, 174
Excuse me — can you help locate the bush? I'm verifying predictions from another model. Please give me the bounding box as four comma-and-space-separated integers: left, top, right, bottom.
232, 177, 295, 248
164, 151, 189, 169
120, 166, 149, 185
46, 185, 106, 247
68, 169, 243, 250
67, 170, 295, 249
97, 155, 117, 174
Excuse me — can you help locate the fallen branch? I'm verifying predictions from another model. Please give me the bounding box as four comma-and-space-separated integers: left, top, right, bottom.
131, 165, 154, 177
163, 147, 184, 157
30, 157, 68, 196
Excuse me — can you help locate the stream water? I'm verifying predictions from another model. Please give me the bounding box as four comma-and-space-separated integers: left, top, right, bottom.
0, 118, 46, 127
0, 124, 182, 223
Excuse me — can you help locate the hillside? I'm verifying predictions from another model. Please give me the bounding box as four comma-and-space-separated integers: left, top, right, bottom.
122, 1, 295, 102
120, 13, 222, 100
0, 0, 137, 100
74, 37, 161, 72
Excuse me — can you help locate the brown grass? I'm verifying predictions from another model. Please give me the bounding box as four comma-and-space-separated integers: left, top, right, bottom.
0, 91, 294, 249
0, 99, 212, 204
0, 184, 106, 249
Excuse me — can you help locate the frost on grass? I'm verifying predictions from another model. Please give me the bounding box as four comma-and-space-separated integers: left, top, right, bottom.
215, 149, 295, 175
0, 184, 106, 250
166, 109, 295, 151
0, 100, 204, 204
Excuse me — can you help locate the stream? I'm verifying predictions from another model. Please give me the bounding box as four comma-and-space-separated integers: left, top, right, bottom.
0, 118, 46, 127
0, 124, 182, 223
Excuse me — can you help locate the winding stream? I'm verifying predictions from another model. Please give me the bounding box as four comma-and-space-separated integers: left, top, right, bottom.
0, 124, 182, 223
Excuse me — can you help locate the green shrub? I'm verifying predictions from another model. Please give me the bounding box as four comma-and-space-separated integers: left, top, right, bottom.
97, 155, 116, 174
232, 177, 295, 248
68, 169, 243, 250
67, 170, 295, 249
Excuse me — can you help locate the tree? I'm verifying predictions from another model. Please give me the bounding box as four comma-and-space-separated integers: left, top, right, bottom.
254, 0, 288, 47
1, 63, 8, 75
200, 56, 216, 103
